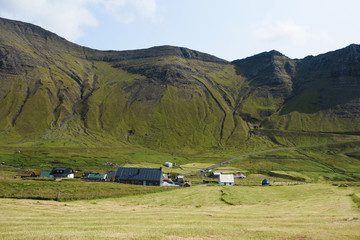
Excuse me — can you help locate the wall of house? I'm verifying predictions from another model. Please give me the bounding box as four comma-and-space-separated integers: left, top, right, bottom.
117, 179, 161, 186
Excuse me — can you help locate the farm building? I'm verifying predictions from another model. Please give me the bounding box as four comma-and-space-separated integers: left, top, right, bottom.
84, 173, 108, 181
219, 174, 235, 186
106, 171, 117, 182
50, 168, 74, 179
39, 171, 51, 177
115, 167, 163, 186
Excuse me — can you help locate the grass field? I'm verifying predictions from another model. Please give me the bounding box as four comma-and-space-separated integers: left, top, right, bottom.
0, 178, 172, 201
0, 183, 359, 239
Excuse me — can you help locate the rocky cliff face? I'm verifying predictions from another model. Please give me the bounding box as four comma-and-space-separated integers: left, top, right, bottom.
0, 17, 359, 148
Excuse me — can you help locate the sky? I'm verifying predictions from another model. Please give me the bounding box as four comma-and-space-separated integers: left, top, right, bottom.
0, 0, 359, 61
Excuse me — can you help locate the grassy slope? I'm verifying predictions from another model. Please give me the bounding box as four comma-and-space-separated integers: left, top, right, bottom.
0, 184, 359, 239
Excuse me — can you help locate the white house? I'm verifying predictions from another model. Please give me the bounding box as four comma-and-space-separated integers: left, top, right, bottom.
49, 168, 74, 179
219, 174, 235, 186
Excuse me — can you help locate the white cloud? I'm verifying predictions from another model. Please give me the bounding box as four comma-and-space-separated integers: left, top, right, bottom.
0, 0, 98, 41
0, 0, 158, 41
252, 20, 331, 46
100, 0, 158, 24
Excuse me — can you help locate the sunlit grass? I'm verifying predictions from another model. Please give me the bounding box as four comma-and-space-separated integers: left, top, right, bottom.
0, 184, 359, 239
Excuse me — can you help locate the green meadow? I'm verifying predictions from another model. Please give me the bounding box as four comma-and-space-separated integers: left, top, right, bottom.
0, 184, 359, 239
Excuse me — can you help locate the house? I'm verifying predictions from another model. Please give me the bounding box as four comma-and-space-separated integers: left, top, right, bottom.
115, 167, 163, 186
50, 167, 74, 179
39, 170, 51, 178
106, 171, 117, 182
218, 174, 235, 186
86, 173, 108, 182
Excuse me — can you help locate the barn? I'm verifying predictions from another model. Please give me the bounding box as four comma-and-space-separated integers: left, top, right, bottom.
115, 167, 163, 186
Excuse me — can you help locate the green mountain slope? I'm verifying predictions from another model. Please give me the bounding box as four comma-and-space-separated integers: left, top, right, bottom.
0, 17, 360, 152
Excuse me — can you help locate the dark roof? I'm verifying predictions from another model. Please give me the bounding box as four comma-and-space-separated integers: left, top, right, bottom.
50, 167, 74, 175
115, 167, 163, 182
106, 171, 117, 178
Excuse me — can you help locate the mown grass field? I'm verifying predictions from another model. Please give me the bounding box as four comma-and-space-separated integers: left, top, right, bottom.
0, 183, 359, 239
0, 178, 172, 201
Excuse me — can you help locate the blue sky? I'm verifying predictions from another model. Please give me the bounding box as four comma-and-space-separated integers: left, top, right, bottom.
1, 0, 359, 61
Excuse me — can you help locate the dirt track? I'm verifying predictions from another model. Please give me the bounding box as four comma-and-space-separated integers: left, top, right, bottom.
182, 142, 353, 176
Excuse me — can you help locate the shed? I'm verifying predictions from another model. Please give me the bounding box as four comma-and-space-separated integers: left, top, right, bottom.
39, 171, 51, 178
50, 168, 74, 179
86, 173, 108, 181
115, 167, 163, 186
219, 174, 235, 186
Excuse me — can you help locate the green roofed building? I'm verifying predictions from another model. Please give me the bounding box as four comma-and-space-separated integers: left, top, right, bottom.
39, 171, 51, 178
86, 173, 108, 181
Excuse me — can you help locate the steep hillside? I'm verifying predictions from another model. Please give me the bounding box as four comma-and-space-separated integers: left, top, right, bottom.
263, 44, 360, 132
0, 17, 360, 152
0, 17, 249, 149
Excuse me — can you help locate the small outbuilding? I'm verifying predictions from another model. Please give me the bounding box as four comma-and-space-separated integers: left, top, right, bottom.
50, 168, 74, 179
219, 174, 235, 186
115, 167, 163, 186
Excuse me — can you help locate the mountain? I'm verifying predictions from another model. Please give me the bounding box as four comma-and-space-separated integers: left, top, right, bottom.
0, 17, 360, 150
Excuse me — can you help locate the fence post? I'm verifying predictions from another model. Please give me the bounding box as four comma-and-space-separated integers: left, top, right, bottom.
56, 192, 61, 201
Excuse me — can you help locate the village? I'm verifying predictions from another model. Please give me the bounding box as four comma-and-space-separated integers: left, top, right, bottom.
15, 161, 270, 187
14, 162, 270, 187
